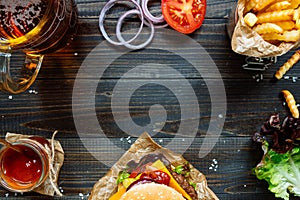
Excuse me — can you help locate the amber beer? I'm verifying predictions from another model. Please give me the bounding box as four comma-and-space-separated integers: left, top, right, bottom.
0, 0, 78, 93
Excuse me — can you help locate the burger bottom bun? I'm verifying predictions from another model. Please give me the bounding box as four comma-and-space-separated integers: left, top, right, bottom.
120, 182, 186, 200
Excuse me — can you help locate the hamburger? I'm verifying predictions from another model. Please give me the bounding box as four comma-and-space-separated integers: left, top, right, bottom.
88, 132, 218, 200
109, 154, 198, 200
120, 182, 185, 200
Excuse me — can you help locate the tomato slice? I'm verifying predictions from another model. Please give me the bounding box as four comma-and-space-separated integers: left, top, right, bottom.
161, 0, 206, 34
140, 170, 171, 185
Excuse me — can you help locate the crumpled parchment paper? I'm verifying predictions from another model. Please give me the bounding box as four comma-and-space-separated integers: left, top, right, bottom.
89, 132, 218, 200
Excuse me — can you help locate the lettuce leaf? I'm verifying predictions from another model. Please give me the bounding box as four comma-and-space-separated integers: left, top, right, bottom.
254, 141, 300, 200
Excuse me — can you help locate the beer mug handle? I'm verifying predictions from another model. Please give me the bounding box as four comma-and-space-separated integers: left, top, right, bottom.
0, 52, 43, 94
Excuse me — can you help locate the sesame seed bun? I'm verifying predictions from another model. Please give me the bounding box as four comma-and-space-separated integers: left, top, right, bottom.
120, 182, 186, 200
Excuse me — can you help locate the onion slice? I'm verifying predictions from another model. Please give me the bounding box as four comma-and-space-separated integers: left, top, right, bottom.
116, 9, 155, 50
141, 0, 168, 28
141, 0, 164, 23
99, 0, 164, 49
99, 0, 144, 46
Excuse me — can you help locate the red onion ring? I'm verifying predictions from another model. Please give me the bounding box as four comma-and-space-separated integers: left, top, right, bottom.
142, 17, 168, 29
99, 0, 144, 46
116, 9, 155, 50
141, 0, 164, 23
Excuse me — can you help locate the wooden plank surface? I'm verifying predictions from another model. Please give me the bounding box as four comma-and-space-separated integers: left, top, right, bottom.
0, 0, 300, 199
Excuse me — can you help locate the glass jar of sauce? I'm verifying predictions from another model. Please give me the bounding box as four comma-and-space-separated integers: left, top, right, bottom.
0, 137, 50, 192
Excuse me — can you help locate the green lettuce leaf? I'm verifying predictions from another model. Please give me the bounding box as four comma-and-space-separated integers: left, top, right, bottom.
254, 141, 300, 200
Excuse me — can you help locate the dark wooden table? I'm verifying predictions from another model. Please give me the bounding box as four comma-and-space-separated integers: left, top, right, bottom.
1, 0, 300, 199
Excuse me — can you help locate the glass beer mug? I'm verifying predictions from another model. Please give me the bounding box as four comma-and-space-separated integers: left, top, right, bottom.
0, 0, 78, 94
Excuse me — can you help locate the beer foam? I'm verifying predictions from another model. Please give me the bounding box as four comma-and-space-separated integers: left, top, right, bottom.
1, 0, 42, 8
0, 0, 47, 36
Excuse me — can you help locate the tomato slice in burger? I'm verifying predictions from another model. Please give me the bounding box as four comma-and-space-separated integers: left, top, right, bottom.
161, 0, 206, 34
140, 170, 171, 185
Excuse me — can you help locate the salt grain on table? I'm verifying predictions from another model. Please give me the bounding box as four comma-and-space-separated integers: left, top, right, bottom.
209, 159, 219, 171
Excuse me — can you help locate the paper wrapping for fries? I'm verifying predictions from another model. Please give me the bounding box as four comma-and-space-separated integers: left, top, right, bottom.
231, 0, 300, 58
89, 132, 219, 200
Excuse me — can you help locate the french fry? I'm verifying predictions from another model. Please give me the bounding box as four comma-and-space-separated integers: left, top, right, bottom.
243, 0, 300, 45
294, 8, 300, 21
261, 30, 300, 42
275, 50, 300, 80
296, 19, 300, 29
253, 0, 277, 12
281, 30, 300, 41
274, 21, 295, 31
244, 12, 258, 27
257, 9, 294, 24
289, 0, 300, 9
281, 90, 299, 118
244, 0, 259, 14
265, 1, 291, 12
253, 23, 283, 34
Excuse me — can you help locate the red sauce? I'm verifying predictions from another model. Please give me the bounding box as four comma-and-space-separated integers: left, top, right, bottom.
1, 144, 42, 189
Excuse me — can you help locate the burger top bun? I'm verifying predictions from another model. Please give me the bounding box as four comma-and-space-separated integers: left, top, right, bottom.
120, 182, 186, 200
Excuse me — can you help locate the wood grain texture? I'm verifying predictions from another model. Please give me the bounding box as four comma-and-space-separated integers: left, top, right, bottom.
0, 0, 300, 199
